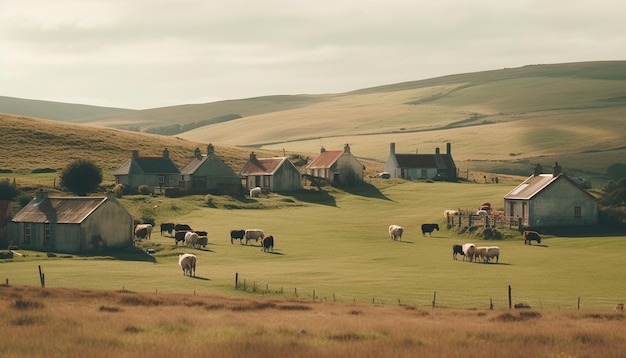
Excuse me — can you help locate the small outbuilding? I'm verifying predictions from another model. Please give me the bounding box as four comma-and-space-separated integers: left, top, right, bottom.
305, 144, 364, 187
7, 190, 134, 253
114, 148, 180, 194
179, 144, 242, 195
240, 152, 302, 192
385, 142, 457, 181
504, 162, 598, 227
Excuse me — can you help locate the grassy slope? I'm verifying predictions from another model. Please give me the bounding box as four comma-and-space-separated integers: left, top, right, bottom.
2, 180, 624, 310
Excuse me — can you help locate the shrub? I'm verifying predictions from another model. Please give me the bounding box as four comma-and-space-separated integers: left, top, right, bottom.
137, 185, 151, 195
59, 159, 103, 195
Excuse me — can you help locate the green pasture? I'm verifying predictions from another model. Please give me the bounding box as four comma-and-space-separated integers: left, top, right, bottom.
2, 180, 625, 310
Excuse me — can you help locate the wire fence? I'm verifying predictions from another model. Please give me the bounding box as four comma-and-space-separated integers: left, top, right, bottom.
234, 273, 624, 311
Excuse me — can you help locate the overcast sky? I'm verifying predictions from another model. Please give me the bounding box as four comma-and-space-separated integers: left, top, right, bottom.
2, 0, 625, 109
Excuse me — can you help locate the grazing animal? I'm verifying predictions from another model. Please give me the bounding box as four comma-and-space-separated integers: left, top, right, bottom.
184, 231, 199, 248
178, 253, 196, 277
523, 230, 541, 245
388, 225, 404, 241
421, 223, 439, 236
476, 209, 489, 216
452, 244, 464, 260
174, 231, 187, 245
444, 209, 460, 218
261, 235, 274, 252
230, 229, 246, 244
615, 303, 624, 312
474, 247, 488, 263
174, 224, 192, 232
462, 243, 476, 262
160, 222, 175, 236
134, 224, 153, 240
244, 229, 265, 245
195, 236, 208, 248
250, 187, 262, 197
134, 227, 148, 240
484, 246, 500, 263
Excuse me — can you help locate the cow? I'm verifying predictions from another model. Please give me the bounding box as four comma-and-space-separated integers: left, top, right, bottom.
134, 224, 153, 240
230, 229, 245, 244
195, 236, 208, 248
484, 246, 500, 263
452, 244, 464, 260
160, 222, 175, 236
178, 253, 196, 277
388, 225, 404, 241
462, 243, 476, 262
244, 229, 264, 245
184, 232, 199, 248
523, 230, 541, 245
421, 223, 439, 236
134, 227, 148, 241
250, 187, 262, 197
261, 235, 274, 252
476, 209, 489, 216
174, 231, 187, 245
615, 303, 624, 312
444, 210, 460, 218
174, 224, 192, 232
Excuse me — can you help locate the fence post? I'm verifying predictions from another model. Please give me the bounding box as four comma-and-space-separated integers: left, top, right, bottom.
235, 272, 238, 288
508, 285, 512, 309
578, 297, 581, 310
38, 265, 45, 288
432, 291, 437, 308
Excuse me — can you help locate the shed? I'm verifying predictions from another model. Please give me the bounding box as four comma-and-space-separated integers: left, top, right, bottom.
7, 191, 134, 253
504, 162, 598, 227
385, 142, 457, 181
240, 152, 302, 192
179, 144, 242, 195
305, 144, 364, 187
114, 148, 180, 194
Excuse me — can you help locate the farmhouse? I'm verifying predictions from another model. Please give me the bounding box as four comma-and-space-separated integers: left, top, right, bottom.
385, 142, 457, 181
504, 162, 598, 227
240, 152, 302, 192
7, 190, 133, 254
179, 144, 242, 195
114, 148, 180, 194
305, 144, 364, 187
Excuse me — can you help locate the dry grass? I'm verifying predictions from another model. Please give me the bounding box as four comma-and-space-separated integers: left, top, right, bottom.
1, 285, 625, 357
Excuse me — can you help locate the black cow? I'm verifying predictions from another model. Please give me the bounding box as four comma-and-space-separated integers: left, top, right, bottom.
230, 229, 245, 244
421, 223, 440, 236
175, 224, 192, 231
174, 231, 188, 245
135, 228, 148, 241
452, 244, 464, 260
160, 222, 175, 236
523, 231, 541, 245
261, 235, 274, 252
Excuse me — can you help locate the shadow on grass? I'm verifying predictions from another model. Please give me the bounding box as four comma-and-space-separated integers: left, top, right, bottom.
339, 181, 390, 200
190, 276, 210, 281
533, 224, 626, 238
263, 251, 285, 255
285, 188, 338, 207
82, 246, 157, 263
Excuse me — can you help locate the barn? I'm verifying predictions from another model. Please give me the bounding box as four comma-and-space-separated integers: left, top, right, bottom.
240, 152, 302, 192
305, 144, 364, 187
504, 162, 598, 227
7, 190, 134, 254
385, 142, 457, 181
179, 144, 242, 195
114, 148, 180, 194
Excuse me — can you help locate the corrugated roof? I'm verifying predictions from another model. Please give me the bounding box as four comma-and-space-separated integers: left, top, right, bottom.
180, 157, 204, 174
504, 174, 597, 200
241, 157, 287, 175
114, 157, 180, 175
12, 195, 107, 224
395, 154, 440, 168
306, 150, 343, 169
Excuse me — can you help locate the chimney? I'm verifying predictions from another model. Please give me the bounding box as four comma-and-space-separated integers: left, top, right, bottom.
553, 162, 562, 176
163, 148, 170, 158
320, 146, 325, 153
207, 143, 214, 155
533, 163, 542, 176
447, 142, 451, 155
132, 150, 139, 158
435, 147, 440, 155
194, 147, 202, 159
249, 152, 257, 162
390, 143, 396, 155
344, 144, 350, 153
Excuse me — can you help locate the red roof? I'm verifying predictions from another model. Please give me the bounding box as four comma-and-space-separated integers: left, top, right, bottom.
306, 150, 343, 169
241, 157, 288, 175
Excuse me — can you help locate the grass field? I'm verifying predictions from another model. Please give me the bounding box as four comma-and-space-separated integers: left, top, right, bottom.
2, 180, 624, 311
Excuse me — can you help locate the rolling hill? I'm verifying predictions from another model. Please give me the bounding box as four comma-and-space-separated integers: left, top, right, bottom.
1, 61, 625, 182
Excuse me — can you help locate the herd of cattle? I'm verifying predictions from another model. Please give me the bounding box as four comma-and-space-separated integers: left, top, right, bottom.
452, 243, 500, 263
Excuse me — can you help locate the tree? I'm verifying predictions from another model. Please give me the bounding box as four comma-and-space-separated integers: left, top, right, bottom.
606, 163, 626, 180
59, 159, 103, 196
0, 178, 20, 200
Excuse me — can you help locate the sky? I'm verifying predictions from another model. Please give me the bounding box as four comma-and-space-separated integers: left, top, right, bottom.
2, 0, 625, 110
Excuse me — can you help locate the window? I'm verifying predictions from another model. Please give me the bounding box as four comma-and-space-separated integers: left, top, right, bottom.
24, 224, 31, 244
574, 206, 582, 218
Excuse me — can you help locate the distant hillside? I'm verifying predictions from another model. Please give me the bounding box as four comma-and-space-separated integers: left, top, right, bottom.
2, 61, 625, 181
0, 96, 132, 121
